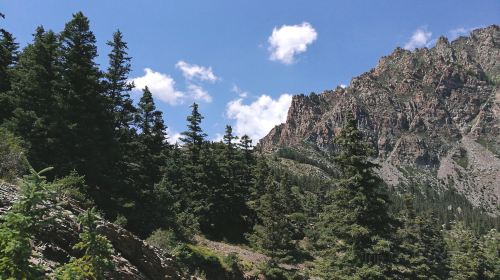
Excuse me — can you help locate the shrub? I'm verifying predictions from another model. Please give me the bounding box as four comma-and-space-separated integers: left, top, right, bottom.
0, 128, 28, 181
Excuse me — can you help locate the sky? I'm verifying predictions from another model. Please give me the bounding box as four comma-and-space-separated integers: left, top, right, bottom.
1, 0, 499, 143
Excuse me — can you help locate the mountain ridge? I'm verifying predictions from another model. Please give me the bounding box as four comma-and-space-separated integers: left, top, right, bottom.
259, 25, 500, 215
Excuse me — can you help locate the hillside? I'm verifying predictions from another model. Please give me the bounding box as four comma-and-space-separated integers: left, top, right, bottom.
259, 25, 500, 216
0, 180, 187, 280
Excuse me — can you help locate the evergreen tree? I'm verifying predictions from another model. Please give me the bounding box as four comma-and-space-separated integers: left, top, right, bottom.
128, 86, 168, 236
445, 222, 497, 280
223, 125, 238, 161
0, 14, 18, 121
315, 117, 394, 279
393, 196, 449, 279
104, 29, 135, 130
7, 26, 61, 170
238, 134, 254, 166
180, 102, 207, 164
57, 12, 115, 190
135, 86, 167, 184
55, 207, 114, 280
248, 175, 295, 260
0, 167, 53, 279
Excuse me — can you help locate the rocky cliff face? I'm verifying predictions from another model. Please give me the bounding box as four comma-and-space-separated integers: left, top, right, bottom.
259, 25, 500, 215
0, 181, 188, 280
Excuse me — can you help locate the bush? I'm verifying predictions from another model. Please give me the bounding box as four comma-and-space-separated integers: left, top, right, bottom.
49, 170, 91, 207
258, 261, 304, 280
146, 229, 182, 254
175, 244, 244, 280
0, 128, 28, 181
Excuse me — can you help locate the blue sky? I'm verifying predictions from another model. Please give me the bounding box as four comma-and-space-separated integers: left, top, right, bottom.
2, 0, 499, 143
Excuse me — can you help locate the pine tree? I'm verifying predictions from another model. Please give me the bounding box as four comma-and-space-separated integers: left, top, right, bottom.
104, 30, 135, 130
315, 117, 394, 279
55, 207, 114, 280
7, 26, 61, 170
135, 86, 167, 183
393, 195, 449, 279
0, 167, 53, 279
57, 12, 115, 189
129, 86, 168, 236
223, 125, 238, 161
0, 14, 18, 121
445, 222, 497, 280
238, 134, 254, 166
136, 86, 167, 154
248, 175, 295, 260
180, 103, 207, 164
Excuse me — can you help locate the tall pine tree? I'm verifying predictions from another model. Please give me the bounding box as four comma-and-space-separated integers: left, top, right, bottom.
0, 13, 18, 121
7, 26, 61, 170
393, 195, 449, 279
105, 30, 135, 130
180, 103, 207, 164
316, 117, 394, 279
57, 12, 116, 196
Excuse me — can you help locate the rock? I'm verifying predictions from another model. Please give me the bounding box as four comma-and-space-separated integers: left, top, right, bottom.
258, 25, 500, 216
0, 181, 188, 280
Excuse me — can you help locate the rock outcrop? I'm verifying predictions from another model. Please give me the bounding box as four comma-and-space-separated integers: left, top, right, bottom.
0, 181, 187, 280
259, 25, 500, 215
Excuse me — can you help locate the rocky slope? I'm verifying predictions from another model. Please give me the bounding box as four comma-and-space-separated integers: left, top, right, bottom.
259, 25, 500, 215
0, 181, 188, 280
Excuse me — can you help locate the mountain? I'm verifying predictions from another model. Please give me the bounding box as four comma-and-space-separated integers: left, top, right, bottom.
259, 25, 500, 216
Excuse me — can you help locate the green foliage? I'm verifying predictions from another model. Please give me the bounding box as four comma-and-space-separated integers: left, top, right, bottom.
276, 147, 336, 176
0, 14, 18, 121
315, 118, 394, 279
49, 170, 90, 206
0, 128, 27, 181
445, 222, 498, 280
174, 244, 244, 280
1, 11, 499, 280
5, 26, 60, 172
55, 207, 114, 280
257, 261, 305, 280
392, 196, 449, 279
248, 172, 298, 261
146, 229, 183, 254
0, 167, 52, 280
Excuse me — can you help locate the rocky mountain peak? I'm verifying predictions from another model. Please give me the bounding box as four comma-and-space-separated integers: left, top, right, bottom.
259, 25, 500, 215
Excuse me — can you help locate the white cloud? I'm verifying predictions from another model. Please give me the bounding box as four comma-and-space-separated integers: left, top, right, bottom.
212, 133, 224, 142
187, 84, 212, 103
226, 94, 293, 141
448, 27, 475, 40
166, 128, 182, 145
131, 68, 213, 105
175, 60, 218, 82
339, 84, 347, 89
231, 84, 248, 98
404, 28, 432, 50
268, 22, 317, 64
131, 68, 184, 105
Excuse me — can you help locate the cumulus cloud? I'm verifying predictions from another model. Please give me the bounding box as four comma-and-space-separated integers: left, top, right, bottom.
131, 68, 213, 105
187, 84, 212, 103
175, 61, 218, 82
131, 68, 184, 105
226, 94, 293, 141
166, 128, 182, 145
404, 28, 432, 50
268, 22, 317, 64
